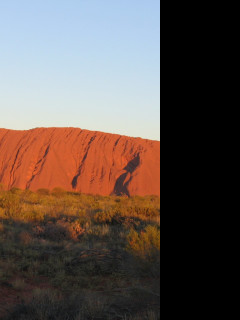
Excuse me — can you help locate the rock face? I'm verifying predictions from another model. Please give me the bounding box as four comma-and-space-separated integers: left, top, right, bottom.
0, 128, 160, 196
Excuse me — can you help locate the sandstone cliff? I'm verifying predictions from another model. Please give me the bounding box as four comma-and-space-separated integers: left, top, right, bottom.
0, 128, 160, 196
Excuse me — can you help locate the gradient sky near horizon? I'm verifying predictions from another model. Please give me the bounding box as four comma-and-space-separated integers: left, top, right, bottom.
0, 0, 160, 140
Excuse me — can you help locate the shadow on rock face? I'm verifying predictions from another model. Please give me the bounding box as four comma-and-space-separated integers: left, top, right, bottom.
113, 154, 140, 196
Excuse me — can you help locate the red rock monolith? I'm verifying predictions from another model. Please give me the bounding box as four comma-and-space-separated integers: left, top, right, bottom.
0, 128, 160, 196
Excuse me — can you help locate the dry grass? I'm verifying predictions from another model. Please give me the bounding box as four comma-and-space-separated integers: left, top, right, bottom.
0, 189, 160, 319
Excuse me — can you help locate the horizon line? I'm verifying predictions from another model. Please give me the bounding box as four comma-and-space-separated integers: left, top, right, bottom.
0, 126, 160, 142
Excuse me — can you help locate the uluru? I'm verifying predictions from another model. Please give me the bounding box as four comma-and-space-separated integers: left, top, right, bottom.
0, 128, 160, 196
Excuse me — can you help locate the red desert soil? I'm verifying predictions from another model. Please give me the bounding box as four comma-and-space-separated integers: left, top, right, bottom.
0, 128, 160, 196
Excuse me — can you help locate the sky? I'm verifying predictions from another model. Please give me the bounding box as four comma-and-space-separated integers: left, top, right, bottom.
0, 0, 160, 140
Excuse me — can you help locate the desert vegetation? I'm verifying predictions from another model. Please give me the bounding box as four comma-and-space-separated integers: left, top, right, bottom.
0, 186, 160, 319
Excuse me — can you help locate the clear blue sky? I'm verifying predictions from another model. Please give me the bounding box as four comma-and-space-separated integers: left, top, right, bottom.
0, 0, 160, 140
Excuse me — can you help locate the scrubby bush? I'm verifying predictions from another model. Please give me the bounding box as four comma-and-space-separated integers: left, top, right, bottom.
4, 289, 80, 320
12, 278, 26, 290
0, 192, 23, 217
0, 221, 4, 232
40, 223, 70, 241
0, 189, 160, 319
127, 226, 160, 261
51, 187, 66, 197
10, 187, 22, 195
68, 221, 86, 239
37, 188, 50, 196
18, 231, 33, 245
94, 209, 116, 224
